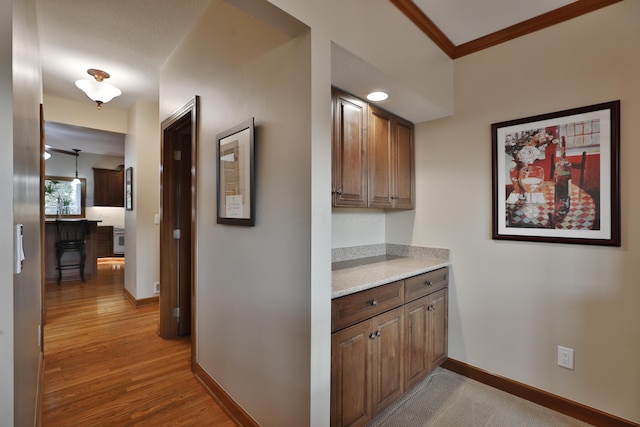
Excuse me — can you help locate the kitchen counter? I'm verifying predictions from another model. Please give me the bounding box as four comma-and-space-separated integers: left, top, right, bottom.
332, 244, 450, 299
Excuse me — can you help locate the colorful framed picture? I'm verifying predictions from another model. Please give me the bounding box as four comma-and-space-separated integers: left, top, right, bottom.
492, 101, 620, 246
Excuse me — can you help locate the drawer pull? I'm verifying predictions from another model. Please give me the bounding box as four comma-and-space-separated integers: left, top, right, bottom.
371, 299, 378, 306
424, 280, 433, 287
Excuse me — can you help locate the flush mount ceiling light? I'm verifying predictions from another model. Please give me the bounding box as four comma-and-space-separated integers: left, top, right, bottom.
366, 91, 389, 102
75, 69, 122, 109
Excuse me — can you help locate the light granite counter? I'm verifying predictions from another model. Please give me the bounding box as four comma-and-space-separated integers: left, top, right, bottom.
332, 244, 450, 299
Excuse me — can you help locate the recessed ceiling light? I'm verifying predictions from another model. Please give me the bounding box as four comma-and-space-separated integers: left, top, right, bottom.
366, 91, 389, 102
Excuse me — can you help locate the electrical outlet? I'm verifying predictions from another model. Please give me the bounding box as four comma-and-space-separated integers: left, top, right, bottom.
153, 282, 160, 294
557, 346, 574, 370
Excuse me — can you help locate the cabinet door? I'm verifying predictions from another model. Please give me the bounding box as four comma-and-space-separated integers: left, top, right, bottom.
428, 288, 448, 372
94, 168, 124, 207
371, 306, 404, 415
95, 226, 114, 258
331, 321, 372, 427
392, 117, 414, 209
368, 106, 393, 208
404, 296, 430, 391
93, 169, 111, 206
332, 89, 368, 207
108, 170, 124, 207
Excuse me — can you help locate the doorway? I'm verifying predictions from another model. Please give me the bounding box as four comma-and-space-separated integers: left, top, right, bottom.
159, 97, 198, 355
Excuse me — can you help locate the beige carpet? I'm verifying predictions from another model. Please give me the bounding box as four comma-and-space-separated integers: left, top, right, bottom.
368, 368, 593, 427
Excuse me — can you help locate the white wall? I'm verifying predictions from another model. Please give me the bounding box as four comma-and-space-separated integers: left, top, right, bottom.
267, 0, 453, 117
332, 208, 386, 249
161, 1, 313, 425
43, 94, 127, 134
387, 2, 640, 422
2, 0, 43, 424
124, 100, 160, 299
0, 4, 15, 421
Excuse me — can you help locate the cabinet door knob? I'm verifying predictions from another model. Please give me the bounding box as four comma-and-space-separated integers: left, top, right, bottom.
427, 304, 435, 311
336, 189, 343, 195
369, 331, 381, 339
371, 299, 378, 306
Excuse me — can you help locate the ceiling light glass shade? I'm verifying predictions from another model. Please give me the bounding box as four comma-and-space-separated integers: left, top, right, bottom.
366, 91, 389, 102
75, 79, 122, 105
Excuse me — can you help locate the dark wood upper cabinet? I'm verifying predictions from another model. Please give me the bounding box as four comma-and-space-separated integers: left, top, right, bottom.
391, 116, 415, 209
332, 88, 368, 207
93, 167, 124, 207
332, 88, 415, 210
368, 106, 393, 208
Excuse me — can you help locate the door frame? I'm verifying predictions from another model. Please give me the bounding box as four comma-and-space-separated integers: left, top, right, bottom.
159, 96, 199, 367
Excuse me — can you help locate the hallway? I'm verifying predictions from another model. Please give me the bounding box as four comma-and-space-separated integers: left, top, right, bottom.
42, 259, 235, 426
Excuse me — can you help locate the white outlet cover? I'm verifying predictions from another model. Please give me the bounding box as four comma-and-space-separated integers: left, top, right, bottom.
557, 346, 574, 370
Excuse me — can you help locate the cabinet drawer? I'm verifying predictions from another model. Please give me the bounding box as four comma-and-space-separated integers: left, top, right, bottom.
332, 280, 404, 332
404, 267, 448, 303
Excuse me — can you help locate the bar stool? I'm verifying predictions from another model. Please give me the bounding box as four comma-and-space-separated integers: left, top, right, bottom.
55, 220, 88, 285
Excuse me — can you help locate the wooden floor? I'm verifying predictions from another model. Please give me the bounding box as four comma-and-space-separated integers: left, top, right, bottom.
42, 259, 235, 427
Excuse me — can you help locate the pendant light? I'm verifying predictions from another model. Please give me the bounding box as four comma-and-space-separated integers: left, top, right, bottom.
72, 149, 81, 185
75, 69, 122, 109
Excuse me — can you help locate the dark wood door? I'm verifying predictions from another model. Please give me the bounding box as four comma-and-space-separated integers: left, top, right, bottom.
159, 99, 196, 340
371, 306, 404, 415
332, 88, 368, 207
368, 106, 393, 208
331, 321, 372, 427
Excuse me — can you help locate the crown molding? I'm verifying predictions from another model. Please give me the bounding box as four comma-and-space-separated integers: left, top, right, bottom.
390, 0, 624, 59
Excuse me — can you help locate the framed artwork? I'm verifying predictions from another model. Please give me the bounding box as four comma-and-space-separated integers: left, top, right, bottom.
125, 167, 133, 211
216, 118, 255, 226
492, 100, 620, 246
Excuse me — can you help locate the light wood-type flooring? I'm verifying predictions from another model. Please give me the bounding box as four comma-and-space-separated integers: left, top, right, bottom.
42, 258, 235, 426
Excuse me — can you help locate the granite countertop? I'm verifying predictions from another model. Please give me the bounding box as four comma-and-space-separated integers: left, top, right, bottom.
332, 244, 450, 299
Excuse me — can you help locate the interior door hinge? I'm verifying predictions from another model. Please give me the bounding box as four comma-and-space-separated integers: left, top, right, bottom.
174, 150, 181, 161
173, 229, 180, 239
173, 307, 180, 318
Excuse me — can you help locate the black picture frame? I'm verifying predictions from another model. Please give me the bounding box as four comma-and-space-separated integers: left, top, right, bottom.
492, 100, 620, 246
125, 167, 133, 211
216, 118, 255, 226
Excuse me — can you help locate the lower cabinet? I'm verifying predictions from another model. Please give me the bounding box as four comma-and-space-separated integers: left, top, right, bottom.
331, 307, 404, 427
95, 225, 114, 258
404, 288, 448, 390
331, 267, 448, 427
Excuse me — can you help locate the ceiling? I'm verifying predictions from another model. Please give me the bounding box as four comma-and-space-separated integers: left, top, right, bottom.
37, 0, 620, 154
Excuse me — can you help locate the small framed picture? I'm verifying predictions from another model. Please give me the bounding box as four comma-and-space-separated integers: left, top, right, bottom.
125, 167, 133, 211
216, 118, 255, 226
